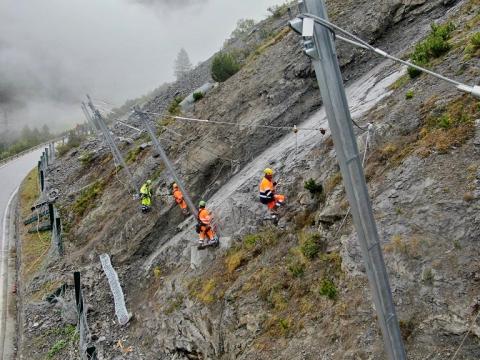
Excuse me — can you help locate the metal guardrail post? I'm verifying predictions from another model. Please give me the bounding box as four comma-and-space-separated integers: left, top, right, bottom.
74, 272, 97, 360
55, 210, 63, 256
40, 170, 45, 192
48, 203, 54, 228
37, 160, 42, 188
50, 207, 63, 257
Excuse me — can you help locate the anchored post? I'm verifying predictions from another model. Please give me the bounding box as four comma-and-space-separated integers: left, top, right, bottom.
81, 102, 99, 133
295, 1, 407, 359
135, 109, 198, 217
86, 95, 137, 193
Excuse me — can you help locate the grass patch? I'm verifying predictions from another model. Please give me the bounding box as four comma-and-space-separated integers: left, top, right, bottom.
225, 249, 248, 274
384, 234, 422, 258
388, 74, 410, 90
408, 22, 455, 78
31, 279, 63, 301
73, 180, 106, 217
422, 268, 434, 285
299, 232, 324, 260
193, 278, 216, 304
19, 168, 52, 281
405, 89, 414, 100
319, 278, 337, 300
288, 261, 305, 278
464, 32, 480, 59
78, 151, 95, 166
168, 96, 184, 116
246, 27, 290, 64
417, 95, 480, 156
126, 146, 143, 164
45, 324, 78, 359
324, 171, 342, 194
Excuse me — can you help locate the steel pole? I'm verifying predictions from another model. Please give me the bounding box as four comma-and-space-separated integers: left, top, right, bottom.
136, 110, 198, 217
81, 102, 98, 133
86, 95, 137, 192
303, 0, 406, 358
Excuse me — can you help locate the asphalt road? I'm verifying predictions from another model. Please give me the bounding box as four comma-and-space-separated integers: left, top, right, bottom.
0, 149, 44, 359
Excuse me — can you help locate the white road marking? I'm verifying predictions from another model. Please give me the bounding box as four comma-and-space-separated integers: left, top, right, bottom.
0, 187, 19, 357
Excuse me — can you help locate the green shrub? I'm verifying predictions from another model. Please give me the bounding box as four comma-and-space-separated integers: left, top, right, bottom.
408, 22, 455, 78
73, 180, 106, 217
304, 178, 323, 197
243, 234, 261, 249
47, 340, 67, 359
126, 146, 142, 164
288, 261, 305, 278
231, 18, 256, 39
301, 235, 321, 260
168, 96, 184, 115
472, 32, 480, 48
319, 278, 337, 300
405, 90, 414, 100
79, 152, 94, 166
211, 52, 241, 82
267, 3, 290, 18
193, 91, 204, 102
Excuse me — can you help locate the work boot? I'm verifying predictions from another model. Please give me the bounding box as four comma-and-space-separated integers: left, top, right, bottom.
271, 214, 279, 226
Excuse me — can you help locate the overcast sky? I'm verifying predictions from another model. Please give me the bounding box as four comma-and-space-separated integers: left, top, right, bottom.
0, 0, 285, 133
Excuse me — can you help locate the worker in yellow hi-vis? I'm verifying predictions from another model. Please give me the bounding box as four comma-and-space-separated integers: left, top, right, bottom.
139, 179, 152, 213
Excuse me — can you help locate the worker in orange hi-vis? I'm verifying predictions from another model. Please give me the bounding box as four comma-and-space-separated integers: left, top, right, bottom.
196, 200, 219, 248
172, 183, 188, 216
259, 168, 285, 223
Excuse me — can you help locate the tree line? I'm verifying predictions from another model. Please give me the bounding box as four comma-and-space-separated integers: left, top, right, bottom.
0, 124, 54, 161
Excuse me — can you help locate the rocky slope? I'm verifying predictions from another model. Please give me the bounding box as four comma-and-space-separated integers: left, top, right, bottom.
16, 0, 480, 359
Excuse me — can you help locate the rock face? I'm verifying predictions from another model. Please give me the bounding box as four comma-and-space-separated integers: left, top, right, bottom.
18, 0, 480, 359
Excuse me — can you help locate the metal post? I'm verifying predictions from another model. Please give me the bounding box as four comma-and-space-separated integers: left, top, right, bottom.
86, 95, 137, 192
48, 203, 54, 228
37, 160, 41, 188
302, 0, 406, 358
45, 147, 49, 166
50, 142, 55, 163
135, 110, 198, 217
81, 102, 98, 133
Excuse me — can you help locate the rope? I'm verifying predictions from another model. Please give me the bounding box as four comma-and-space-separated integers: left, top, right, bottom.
112, 157, 135, 197
144, 111, 327, 133
451, 308, 480, 360
334, 123, 373, 236
301, 13, 474, 90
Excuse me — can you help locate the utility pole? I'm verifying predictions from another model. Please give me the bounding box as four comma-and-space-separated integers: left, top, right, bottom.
135, 109, 198, 217
86, 95, 137, 193
292, 1, 406, 359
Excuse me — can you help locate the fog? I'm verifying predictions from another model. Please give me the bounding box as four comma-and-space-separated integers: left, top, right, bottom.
0, 0, 286, 135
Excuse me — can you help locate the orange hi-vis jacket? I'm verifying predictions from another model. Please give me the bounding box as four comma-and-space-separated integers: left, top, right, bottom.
259, 176, 275, 204
173, 189, 187, 208
198, 208, 212, 226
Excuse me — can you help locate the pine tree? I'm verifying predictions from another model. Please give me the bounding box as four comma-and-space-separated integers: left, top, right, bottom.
174, 48, 192, 80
